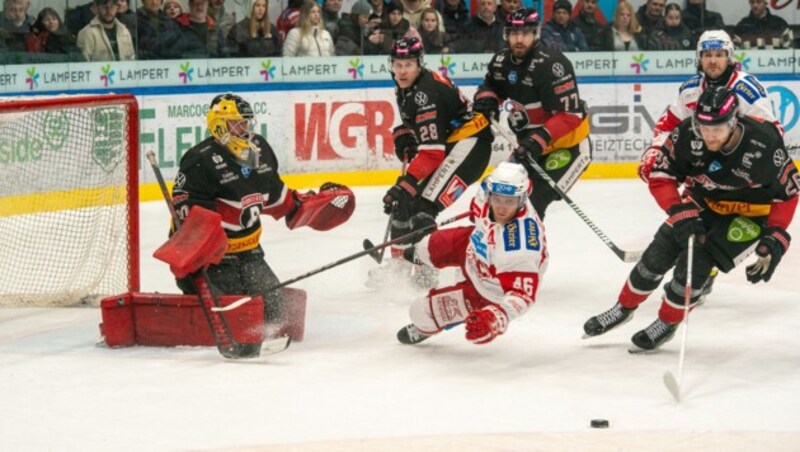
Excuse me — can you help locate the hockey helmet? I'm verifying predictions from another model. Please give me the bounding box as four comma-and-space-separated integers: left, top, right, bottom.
504, 8, 541, 40
696, 30, 735, 67
390, 37, 424, 65
693, 86, 739, 144
484, 162, 531, 208
207, 93, 256, 160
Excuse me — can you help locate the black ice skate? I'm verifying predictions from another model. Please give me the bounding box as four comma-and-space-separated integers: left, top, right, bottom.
397, 324, 431, 345
583, 303, 635, 339
629, 318, 678, 352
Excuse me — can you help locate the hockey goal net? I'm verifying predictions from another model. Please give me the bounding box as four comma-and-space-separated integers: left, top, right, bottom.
0, 94, 139, 307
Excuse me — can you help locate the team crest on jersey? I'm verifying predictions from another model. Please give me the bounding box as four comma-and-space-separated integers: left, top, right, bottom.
438, 176, 467, 207
552, 63, 565, 78
174, 171, 186, 188
414, 91, 429, 106
774, 149, 787, 167
508, 70, 518, 84
241, 164, 252, 178
709, 160, 722, 172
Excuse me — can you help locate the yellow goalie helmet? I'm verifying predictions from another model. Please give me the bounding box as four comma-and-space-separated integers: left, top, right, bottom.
207, 93, 256, 159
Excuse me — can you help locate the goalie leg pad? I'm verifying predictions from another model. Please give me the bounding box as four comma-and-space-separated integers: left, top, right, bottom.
153, 206, 228, 279
286, 183, 355, 231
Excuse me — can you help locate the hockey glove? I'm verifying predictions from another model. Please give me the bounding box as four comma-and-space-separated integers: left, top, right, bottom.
410, 211, 436, 234
383, 174, 418, 215
465, 306, 509, 345
473, 91, 500, 122
638, 145, 661, 183
746, 228, 791, 283
514, 129, 551, 163
667, 202, 705, 248
392, 125, 418, 162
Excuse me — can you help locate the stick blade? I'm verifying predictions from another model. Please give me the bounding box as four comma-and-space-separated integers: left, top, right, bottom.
663, 371, 681, 402
363, 239, 382, 263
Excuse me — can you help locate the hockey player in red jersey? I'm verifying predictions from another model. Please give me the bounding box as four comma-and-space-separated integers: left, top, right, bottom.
472, 7, 591, 218
370, 37, 493, 288
396, 162, 549, 345
170, 93, 355, 329
583, 87, 799, 352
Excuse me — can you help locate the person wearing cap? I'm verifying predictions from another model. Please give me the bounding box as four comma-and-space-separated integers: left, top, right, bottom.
363, 0, 418, 55
473, 7, 591, 218
76, 0, 136, 61
136, 0, 188, 59
541, 0, 587, 52
163, 0, 183, 19
335, 0, 372, 55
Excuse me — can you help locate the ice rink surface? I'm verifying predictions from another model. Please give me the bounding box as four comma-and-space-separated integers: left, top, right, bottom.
1, 180, 799, 451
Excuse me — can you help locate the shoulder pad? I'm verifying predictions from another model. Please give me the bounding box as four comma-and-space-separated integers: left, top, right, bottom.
679, 75, 701, 93
732, 75, 768, 105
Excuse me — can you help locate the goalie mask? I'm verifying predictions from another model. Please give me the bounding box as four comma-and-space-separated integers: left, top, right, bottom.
484, 162, 531, 223
207, 93, 256, 160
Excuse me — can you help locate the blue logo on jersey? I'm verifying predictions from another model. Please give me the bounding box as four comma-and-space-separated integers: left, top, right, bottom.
709, 160, 722, 172
241, 164, 252, 178
470, 230, 488, 259
509, 70, 518, 84
503, 221, 521, 251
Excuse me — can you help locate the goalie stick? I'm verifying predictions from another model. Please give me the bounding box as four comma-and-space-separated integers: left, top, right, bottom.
490, 119, 643, 263
663, 234, 695, 402
145, 151, 290, 360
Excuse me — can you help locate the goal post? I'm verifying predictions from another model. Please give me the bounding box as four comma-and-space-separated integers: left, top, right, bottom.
0, 94, 140, 307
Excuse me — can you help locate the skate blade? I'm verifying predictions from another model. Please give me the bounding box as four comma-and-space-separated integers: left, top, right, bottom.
627, 345, 660, 354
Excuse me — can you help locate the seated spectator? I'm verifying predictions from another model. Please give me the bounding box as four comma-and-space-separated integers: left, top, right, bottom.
455, 0, 502, 53
209, 0, 235, 56
137, 0, 188, 59
175, 0, 218, 58
322, 0, 341, 41
24, 7, 77, 61
647, 3, 693, 50
401, 0, 433, 30
437, 0, 468, 39
734, 0, 793, 49
542, 0, 588, 52
1, 0, 35, 52
682, 0, 724, 42
276, 0, 302, 42
335, 0, 371, 55
283, 0, 335, 56
363, 0, 417, 54
76, 0, 136, 61
163, 0, 183, 19
370, 0, 387, 21
227, 0, 280, 56
573, 0, 605, 51
603, 0, 646, 51
419, 7, 448, 53
635, 0, 664, 39
495, 0, 520, 26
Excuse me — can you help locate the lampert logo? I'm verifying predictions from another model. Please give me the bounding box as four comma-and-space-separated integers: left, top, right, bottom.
734, 52, 751, 71
100, 64, 115, 86
260, 60, 276, 81
178, 62, 194, 84
347, 58, 364, 79
767, 85, 799, 132
25, 67, 39, 90
438, 56, 455, 77
630, 53, 649, 74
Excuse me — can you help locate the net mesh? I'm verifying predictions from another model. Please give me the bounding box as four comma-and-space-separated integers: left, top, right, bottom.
0, 95, 137, 307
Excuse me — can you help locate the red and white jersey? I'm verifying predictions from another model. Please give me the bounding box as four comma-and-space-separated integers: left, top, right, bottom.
652, 70, 780, 149
461, 187, 549, 321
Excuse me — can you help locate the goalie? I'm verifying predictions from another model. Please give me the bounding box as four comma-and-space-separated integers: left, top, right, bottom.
168, 93, 355, 332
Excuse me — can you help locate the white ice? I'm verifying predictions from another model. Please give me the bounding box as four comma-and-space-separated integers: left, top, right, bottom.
1, 180, 799, 451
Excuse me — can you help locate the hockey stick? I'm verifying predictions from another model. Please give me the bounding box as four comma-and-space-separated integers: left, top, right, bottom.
266, 211, 470, 293
145, 151, 290, 360
490, 119, 643, 263
364, 157, 408, 263
663, 234, 694, 402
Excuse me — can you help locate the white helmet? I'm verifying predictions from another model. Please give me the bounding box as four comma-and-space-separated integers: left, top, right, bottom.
484, 162, 531, 207
696, 30, 734, 67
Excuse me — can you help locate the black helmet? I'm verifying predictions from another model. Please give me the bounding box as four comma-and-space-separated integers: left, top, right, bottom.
694, 86, 739, 127
391, 37, 424, 63
506, 8, 540, 29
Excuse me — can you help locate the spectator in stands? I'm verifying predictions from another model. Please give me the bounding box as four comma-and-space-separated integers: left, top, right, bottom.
227, 0, 280, 56
573, 0, 605, 51
495, 0, 520, 26
603, 0, 645, 51
277, 0, 302, 42
647, 3, 693, 50
335, 0, 371, 54
137, 0, 188, 59
209, 0, 235, 56
322, 0, 341, 41
163, 0, 183, 19
635, 0, 664, 39
437, 0, 468, 40
283, 0, 335, 56
116, 0, 137, 38
542, 0, 588, 52
682, 0, 724, 41
25, 7, 76, 58
370, 0, 387, 21
66, 1, 97, 40
176, 0, 218, 58
401, 0, 440, 31
1, 0, 34, 52
76, 0, 136, 61
456, 0, 502, 53
734, 0, 793, 49
363, 0, 417, 54
419, 7, 448, 53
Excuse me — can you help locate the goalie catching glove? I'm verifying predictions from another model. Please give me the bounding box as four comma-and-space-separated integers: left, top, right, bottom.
286, 182, 356, 231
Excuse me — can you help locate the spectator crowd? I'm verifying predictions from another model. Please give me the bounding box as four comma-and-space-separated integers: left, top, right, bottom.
0, 0, 796, 63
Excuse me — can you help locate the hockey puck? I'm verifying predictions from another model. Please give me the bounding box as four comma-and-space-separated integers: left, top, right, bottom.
590, 419, 609, 429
